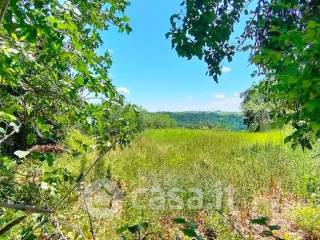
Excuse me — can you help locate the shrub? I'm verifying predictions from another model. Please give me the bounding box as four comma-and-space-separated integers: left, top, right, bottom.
292, 205, 320, 237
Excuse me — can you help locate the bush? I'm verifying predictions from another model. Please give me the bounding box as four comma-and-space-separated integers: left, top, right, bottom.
292, 205, 320, 237
141, 112, 177, 129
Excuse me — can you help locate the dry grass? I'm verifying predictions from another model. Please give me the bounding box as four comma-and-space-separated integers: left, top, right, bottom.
57, 129, 319, 239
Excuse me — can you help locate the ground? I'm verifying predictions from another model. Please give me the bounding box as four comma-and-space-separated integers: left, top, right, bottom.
58, 129, 319, 239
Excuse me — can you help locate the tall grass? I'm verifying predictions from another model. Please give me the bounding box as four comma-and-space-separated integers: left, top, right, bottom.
57, 129, 318, 239
89, 129, 317, 236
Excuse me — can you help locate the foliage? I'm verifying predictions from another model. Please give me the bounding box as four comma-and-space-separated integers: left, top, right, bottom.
168, 0, 320, 148
292, 205, 320, 237
140, 111, 177, 129
173, 217, 204, 239
139, 110, 245, 131
117, 218, 216, 240
166, 0, 245, 82
250, 217, 282, 239
164, 111, 245, 130
64, 129, 95, 156
241, 87, 273, 132
1, 128, 313, 239
92, 129, 314, 239
0, 0, 135, 153
116, 222, 157, 240
0, 0, 143, 238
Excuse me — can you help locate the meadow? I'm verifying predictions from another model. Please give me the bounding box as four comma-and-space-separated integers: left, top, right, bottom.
2, 1, 320, 239
56, 129, 320, 239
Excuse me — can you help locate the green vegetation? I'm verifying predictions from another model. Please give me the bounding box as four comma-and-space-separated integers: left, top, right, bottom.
241, 89, 273, 132
163, 112, 245, 130
168, 0, 320, 148
140, 112, 177, 129
292, 206, 320, 237
0, 0, 137, 155
0, 1, 140, 238
2, 128, 315, 239
140, 111, 245, 130
1, 0, 320, 239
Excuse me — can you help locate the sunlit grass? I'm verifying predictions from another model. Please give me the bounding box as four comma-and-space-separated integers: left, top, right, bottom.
57, 129, 318, 239
87, 129, 316, 237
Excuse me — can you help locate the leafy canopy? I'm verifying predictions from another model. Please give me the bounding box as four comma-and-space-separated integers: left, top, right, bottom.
0, 1, 141, 237
0, 0, 138, 151
168, 0, 320, 148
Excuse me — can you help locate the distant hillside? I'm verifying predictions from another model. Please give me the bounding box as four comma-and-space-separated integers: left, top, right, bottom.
159, 111, 245, 130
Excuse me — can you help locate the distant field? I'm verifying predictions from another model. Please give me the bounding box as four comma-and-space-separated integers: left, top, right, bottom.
159, 112, 246, 130
61, 129, 319, 239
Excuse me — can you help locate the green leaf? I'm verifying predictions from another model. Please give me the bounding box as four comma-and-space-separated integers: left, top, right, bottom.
269, 225, 281, 231
0, 111, 16, 122
173, 217, 187, 224
182, 228, 197, 237
45, 154, 55, 167
116, 224, 129, 234
128, 224, 140, 233
250, 217, 269, 225
139, 222, 149, 229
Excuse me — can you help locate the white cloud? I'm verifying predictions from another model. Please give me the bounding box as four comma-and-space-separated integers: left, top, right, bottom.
143, 93, 242, 112
213, 93, 226, 100
221, 66, 231, 73
117, 87, 130, 95
209, 94, 242, 112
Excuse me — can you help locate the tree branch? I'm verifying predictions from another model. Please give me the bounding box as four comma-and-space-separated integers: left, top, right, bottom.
0, 127, 19, 145
0, 201, 53, 214
0, 215, 26, 236
82, 187, 96, 240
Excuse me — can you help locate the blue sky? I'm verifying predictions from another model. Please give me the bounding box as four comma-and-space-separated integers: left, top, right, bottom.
101, 0, 257, 112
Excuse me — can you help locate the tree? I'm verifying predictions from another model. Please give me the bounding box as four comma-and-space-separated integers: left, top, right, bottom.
0, 1, 141, 237
241, 86, 273, 132
168, 0, 320, 148
0, 0, 136, 152
141, 111, 177, 129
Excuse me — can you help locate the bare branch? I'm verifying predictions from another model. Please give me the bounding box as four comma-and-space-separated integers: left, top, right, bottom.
82, 187, 96, 240
50, 217, 88, 240
0, 215, 26, 236
0, 127, 19, 145
0, 201, 53, 214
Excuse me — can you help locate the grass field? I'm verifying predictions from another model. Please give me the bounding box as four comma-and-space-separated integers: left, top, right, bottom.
58, 129, 320, 239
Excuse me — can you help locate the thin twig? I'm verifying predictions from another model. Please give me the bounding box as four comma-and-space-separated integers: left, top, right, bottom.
51, 218, 68, 240
82, 187, 96, 240
213, 208, 247, 240
0, 215, 26, 236
0, 0, 10, 25
52, 141, 117, 212
22, 142, 117, 240
51, 217, 88, 240
0, 127, 20, 145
